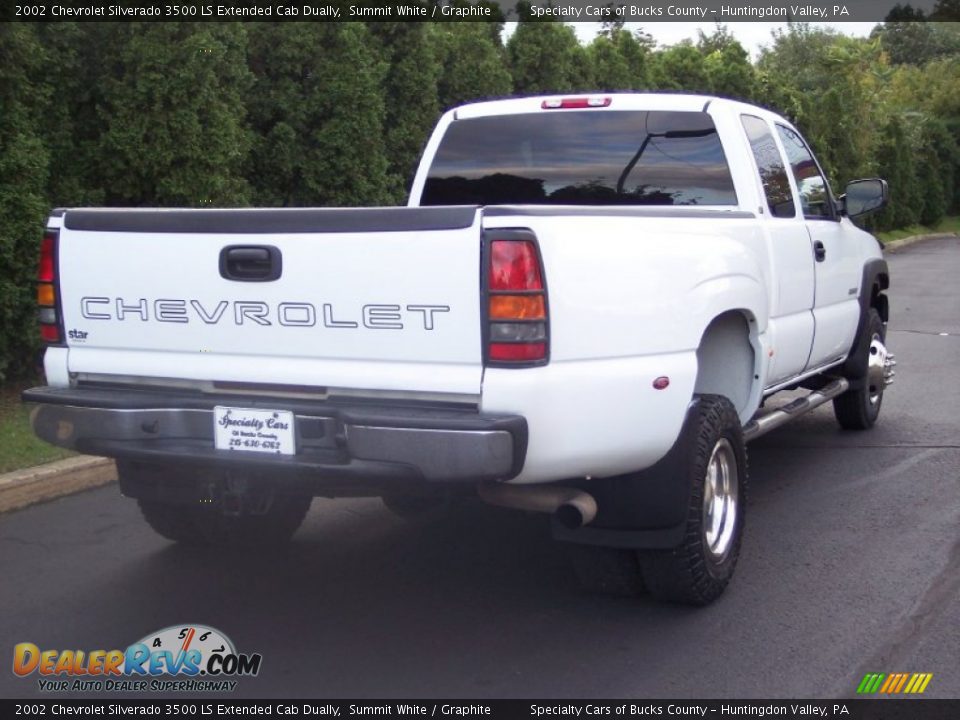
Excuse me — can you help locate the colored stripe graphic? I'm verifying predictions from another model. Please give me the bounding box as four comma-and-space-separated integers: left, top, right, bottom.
903, 674, 919, 694
857, 674, 884, 694
857, 672, 933, 694
894, 674, 909, 693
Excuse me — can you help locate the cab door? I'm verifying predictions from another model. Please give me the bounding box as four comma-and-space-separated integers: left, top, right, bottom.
775, 124, 862, 370
740, 114, 815, 386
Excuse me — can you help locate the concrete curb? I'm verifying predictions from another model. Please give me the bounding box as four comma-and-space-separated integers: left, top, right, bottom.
883, 231, 958, 253
0, 456, 116, 513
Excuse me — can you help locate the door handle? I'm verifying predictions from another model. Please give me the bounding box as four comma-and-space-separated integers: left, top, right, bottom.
813, 241, 826, 262
219, 245, 282, 282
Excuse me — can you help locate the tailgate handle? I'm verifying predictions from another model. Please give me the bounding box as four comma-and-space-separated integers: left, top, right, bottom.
219, 245, 282, 282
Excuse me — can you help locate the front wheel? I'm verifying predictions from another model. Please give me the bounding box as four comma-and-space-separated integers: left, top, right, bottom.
834, 308, 894, 430
638, 394, 748, 605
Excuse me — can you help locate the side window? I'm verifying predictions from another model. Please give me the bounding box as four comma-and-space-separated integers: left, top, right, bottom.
741, 114, 794, 218
775, 125, 834, 220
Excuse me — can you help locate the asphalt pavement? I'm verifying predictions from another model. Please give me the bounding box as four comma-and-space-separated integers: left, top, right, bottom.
1, 236, 958, 700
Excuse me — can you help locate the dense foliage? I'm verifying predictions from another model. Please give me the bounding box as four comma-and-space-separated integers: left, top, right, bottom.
2, 16, 959, 381
1, 24, 50, 381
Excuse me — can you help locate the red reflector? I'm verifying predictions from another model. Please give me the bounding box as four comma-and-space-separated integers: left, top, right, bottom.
490, 240, 542, 291
489, 343, 546, 362
541, 97, 612, 110
653, 376, 670, 390
38, 235, 55, 282
40, 324, 60, 343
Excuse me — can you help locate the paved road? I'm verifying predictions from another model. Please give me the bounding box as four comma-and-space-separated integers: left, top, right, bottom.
2, 237, 958, 700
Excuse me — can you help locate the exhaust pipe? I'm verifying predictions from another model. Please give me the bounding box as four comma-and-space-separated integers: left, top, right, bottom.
478, 481, 598, 529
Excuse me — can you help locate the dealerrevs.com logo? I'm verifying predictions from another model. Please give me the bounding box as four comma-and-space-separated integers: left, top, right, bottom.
13, 624, 261, 693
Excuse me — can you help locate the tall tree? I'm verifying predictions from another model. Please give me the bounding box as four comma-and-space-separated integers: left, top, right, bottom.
913, 116, 958, 222
369, 22, 441, 202
599, 8, 625, 38
888, 55, 960, 120
588, 34, 632, 91
698, 26, 757, 100
97, 23, 253, 206
897, 60, 960, 211
0, 24, 50, 380
507, 13, 584, 94
873, 115, 921, 230
568, 38, 596, 91
430, 23, 512, 111
930, 0, 960, 19
246, 22, 391, 207
614, 28, 653, 89
34, 23, 115, 207
874, 8, 960, 66
651, 42, 709, 91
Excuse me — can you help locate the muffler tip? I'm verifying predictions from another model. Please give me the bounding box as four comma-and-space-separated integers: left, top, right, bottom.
555, 503, 587, 530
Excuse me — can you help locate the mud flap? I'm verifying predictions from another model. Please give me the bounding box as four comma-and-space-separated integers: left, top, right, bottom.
551, 397, 703, 550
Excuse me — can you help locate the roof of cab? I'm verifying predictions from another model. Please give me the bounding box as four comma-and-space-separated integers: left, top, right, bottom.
451, 93, 790, 128
453, 93, 721, 120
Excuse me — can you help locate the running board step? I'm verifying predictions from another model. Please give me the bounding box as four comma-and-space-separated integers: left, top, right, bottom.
743, 378, 849, 442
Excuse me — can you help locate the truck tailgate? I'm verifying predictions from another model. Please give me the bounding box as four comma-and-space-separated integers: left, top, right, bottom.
56, 207, 483, 397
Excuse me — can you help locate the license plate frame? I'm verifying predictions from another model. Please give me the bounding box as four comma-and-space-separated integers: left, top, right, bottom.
213, 406, 296, 455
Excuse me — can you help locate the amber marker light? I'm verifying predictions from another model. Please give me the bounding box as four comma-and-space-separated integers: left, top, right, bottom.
489, 295, 546, 320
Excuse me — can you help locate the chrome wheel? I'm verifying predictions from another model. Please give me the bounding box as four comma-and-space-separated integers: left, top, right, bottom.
641, 395, 746, 605
866, 333, 896, 406
702, 437, 739, 562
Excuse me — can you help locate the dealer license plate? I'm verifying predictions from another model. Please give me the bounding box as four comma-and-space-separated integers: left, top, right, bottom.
213, 406, 296, 455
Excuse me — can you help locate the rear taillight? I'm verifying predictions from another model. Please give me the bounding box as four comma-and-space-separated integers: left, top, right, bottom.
37, 231, 63, 345
486, 233, 548, 366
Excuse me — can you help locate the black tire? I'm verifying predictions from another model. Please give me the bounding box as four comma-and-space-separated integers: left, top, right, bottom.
638, 395, 747, 606
834, 307, 888, 430
138, 494, 311, 547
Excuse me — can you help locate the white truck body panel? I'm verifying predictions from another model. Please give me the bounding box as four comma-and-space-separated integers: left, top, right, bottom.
56, 219, 485, 397
482, 353, 698, 483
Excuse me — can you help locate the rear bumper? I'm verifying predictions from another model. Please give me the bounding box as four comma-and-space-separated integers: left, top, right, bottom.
22, 386, 527, 483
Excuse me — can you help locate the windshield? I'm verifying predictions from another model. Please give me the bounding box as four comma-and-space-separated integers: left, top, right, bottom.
422, 110, 737, 207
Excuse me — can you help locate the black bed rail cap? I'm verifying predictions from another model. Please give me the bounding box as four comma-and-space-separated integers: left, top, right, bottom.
62, 206, 481, 234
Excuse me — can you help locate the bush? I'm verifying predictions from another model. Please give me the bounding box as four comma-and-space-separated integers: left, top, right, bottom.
0, 25, 50, 382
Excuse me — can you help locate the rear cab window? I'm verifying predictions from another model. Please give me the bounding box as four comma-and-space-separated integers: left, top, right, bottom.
422, 111, 738, 207
741, 114, 794, 218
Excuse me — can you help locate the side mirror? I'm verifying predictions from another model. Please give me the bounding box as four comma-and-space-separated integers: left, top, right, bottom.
842, 178, 889, 219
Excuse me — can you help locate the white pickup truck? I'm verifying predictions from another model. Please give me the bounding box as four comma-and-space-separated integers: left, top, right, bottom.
26, 94, 894, 605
